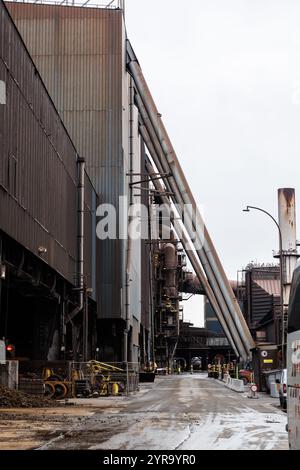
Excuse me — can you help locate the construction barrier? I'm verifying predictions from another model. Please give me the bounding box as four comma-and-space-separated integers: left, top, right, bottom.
0, 360, 19, 390
270, 382, 280, 398
225, 377, 245, 393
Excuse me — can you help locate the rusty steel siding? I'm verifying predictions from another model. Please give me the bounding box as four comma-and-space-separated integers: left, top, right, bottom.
246, 268, 281, 328
0, 0, 96, 287
7, 3, 124, 318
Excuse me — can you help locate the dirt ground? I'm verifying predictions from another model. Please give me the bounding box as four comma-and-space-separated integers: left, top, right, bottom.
0, 374, 289, 450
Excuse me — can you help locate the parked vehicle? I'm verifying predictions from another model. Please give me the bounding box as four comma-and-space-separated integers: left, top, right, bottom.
286, 260, 300, 449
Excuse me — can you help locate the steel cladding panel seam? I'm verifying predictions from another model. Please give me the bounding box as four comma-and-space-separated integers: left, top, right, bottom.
0, 1, 96, 288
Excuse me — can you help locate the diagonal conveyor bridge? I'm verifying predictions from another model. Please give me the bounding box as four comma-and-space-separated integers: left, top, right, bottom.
126, 40, 255, 362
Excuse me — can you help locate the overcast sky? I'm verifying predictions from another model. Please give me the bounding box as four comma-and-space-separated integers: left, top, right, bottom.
125, 0, 300, 326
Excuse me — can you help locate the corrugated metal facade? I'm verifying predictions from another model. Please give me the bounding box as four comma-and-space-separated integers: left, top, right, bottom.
0, 0, 96, 287
245, 267, 280, 330
6, 3, 125, 319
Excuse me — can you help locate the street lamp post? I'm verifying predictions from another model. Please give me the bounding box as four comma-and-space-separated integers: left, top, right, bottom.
243, 205, 285, 367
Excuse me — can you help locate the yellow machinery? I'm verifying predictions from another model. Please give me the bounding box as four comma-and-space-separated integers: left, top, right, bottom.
42, 361, 125, 399
42, 367, 70, 399
86, 360, 124, 396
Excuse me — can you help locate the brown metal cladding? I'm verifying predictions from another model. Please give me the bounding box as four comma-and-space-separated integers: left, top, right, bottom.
6, 3, 125, 319
0, 0, 96, 288
245, 268, 280, 327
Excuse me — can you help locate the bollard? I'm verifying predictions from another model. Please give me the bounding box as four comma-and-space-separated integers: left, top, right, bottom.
190, 365, 193, 374
223, 372, 229, 383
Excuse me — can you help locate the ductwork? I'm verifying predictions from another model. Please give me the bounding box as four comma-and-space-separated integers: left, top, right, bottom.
66, 156, 85, 324
127, 40, 255, 360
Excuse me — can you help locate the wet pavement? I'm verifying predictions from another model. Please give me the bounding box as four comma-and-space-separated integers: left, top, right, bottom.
0, 373, 288, 450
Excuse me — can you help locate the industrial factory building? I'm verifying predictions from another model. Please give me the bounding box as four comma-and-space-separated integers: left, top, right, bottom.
0, 0, 196, 368
4, 1, 147, 364
1, 1, 299, 453
1, 0, 259, 374
0, 0, 99, 361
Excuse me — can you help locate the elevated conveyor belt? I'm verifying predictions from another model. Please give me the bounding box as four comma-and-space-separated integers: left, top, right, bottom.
145, 158, 240, 358
127, 40, 255, 361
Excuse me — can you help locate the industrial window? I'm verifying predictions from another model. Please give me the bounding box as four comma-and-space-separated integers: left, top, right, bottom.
8, 155, 17, 198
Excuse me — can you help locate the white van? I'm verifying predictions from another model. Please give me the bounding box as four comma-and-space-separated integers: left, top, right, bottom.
286, 260, 300, 449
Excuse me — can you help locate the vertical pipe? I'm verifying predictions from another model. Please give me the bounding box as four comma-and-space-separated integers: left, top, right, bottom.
60, 283, 66, 359
0, 237, 2, 339
83, 288, 88, 361
78, 157, 85, 309
148, 204, 156, 364
124, 77, 134, 362
77, 157, 85, 356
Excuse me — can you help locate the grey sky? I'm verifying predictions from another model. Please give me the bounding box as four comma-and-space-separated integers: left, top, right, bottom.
125, 0, 300, 326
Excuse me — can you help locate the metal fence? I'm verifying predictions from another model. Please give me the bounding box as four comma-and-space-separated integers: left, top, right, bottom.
17, 360, 139, 398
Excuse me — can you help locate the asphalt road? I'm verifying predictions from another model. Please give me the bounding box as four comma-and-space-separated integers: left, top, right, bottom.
39, 373, 288, 450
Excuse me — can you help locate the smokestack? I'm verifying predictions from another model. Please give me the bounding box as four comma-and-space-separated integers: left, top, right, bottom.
277, 188, 299, 306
